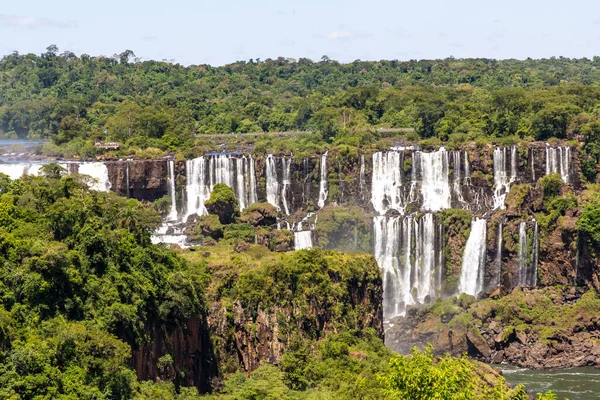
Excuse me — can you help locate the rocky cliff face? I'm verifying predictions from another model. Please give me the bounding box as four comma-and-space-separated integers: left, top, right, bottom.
105, 159, 170, 201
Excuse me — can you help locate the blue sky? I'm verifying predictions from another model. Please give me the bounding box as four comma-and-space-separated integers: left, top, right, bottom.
2, 0, 600, 65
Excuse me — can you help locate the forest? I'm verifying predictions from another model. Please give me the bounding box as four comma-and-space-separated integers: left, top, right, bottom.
2, 46, 600, 169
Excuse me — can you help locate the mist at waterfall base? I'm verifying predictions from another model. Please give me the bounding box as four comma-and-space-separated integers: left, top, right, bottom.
498, 365, 600, 400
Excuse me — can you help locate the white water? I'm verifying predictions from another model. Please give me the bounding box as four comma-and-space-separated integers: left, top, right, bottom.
416, 148, 451, 212
266, 154, 279, 210
546, 146, 571, 183
294, 231, 313, 250
281, 157, 292, 215
78, 162, 112, 192
166, 159, 178, 221
0, 163, 43, 180
317, 151, 328, 208
493, 147, 511, 210
496, 223, 503, 287
516, 221, 539, 287
374, 213, 441, 319
185, 155, 257, 221
458, 218, 487, 296
248, 155, 257, 205
532, 220, 539, 287
371, 151, 404, 215
185, 157, 209, 219
359, 154, 366, 200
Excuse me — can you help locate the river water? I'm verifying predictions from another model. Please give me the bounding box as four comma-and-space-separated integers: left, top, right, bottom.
499, 365, 600, 399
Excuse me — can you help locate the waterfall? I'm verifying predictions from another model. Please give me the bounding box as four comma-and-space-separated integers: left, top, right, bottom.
248, 155, 257, 205
493, 147, 510, 210
530, 148, 536, 182
374, 213, 442, 319
166, 159, 178, 221
416, 148, 450, 212
452, 151, 465, 205
458, 218, 487, 296
184, 157, 209, 219
517, 222, 528, 286
236, 157, 246, 210
496, 223, 503, 287
371, 151, 404, 215
359, 154, 366, 200
517, 221, 537, 287
185, 154, 257, 220
78, 162, 111, 192
318, 151, 328, 208
125, 161, 131, 198
266, 154, 279, 210
532, 220, 539, 287
510, 145, 518, 182
281, 157, 292, 215
294, 231, 313, 250
546, 146, 571, 183
0, 162, 43, 180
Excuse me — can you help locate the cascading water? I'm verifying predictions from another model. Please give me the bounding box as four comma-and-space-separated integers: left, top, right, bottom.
517, 221, 538, 287
294, 231, 313, 250
266, 154, 279, 210
452, 151, 466, 206
415, 148, 450, 212
78, 162, 112, 192
185, 157, 209, 219
166, 159, 178, 221
281, 157, 292, 215
374, 213, 442, 320
371, 151, 404, 215
546, 146, 571, 183
458, 218, 487, 296
317, 151, 328, 208
510, 145, 518, 182
359, 154, 366, 200
248, 155, 257, 205
496, 223, 503, 287
185, 154, 257, 221
0, 163, 43, 180
493, 147, 511, 210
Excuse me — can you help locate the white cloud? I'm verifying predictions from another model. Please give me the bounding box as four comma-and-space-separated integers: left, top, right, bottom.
0, 14, 77, 29
326, 31, 352, 40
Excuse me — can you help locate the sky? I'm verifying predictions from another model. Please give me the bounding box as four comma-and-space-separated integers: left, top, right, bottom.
1, 0, 600, 66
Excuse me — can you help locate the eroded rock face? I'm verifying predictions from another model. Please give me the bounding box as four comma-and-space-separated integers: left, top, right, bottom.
106, 160, 170, 201
132, 316, 216, 393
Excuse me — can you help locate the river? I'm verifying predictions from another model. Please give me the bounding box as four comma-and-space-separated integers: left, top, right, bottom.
499, 365, 600, 399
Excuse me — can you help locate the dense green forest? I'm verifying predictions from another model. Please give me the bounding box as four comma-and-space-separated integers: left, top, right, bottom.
0, 169, 558, 399
2, 46, 600, 168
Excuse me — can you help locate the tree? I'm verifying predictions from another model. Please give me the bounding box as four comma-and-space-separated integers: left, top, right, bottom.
204, 183, 239, 224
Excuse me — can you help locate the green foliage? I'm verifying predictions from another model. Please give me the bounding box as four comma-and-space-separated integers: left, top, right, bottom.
193, 214, 224, 240
538, 173, 563, 200
239, 202, 278, 226
578, 199, 600, 251
223, 223, 255, 244
205, 183, 239, 224
506, 184, 531, 210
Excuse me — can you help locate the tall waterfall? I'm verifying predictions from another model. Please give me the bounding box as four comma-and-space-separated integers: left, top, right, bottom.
492, 147, 513, 210
78, 162, 112, 192
294, 231, 313, 250
546, 146, 571, 183
496, 223, 503, 287
458, 218, 487, 296
517, 221, 538, 287
317, 151, 328, 208
371, 151, 405, 215
281, 157, 292, 215
452, 151, 466, 205
185, 157, 209, 219
248, 155, 257, 205
416, 148, 451, 212
374, 213, 442, 319
185, 154, 257, 220
266, 154, 279, 210
166, 159, 178, 221
0, 163, 43, 180
359, 154, 366, 200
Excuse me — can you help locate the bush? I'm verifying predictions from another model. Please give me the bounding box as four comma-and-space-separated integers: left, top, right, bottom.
537, 173, 563, 200
205, 183, 239, 224
224, 223, 255, 244
239, 202, 278, 226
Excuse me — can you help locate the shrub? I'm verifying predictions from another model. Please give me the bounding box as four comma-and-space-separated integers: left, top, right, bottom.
205, 183, 239, 224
